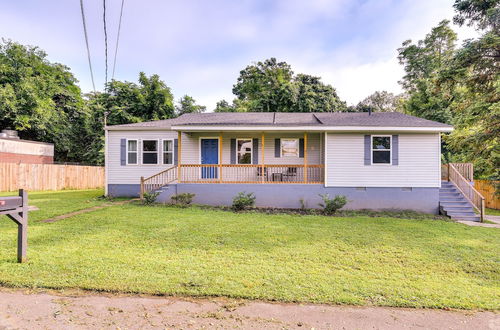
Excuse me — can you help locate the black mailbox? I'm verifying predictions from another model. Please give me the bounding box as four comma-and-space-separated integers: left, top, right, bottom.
0, 196, 23, 211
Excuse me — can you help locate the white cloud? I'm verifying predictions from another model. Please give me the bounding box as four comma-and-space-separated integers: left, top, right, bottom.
0, 0, 481, 111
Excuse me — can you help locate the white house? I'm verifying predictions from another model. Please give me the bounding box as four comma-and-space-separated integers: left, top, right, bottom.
105, 112, 453, 214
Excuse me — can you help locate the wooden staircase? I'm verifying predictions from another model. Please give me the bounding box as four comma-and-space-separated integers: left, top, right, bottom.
140, 166, 178, 199
440, 181, 480, 221
440, 163, 485, 222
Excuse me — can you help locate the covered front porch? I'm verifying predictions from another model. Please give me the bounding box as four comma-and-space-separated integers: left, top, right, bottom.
175, 131, 325, 184
141, 131, 325, 197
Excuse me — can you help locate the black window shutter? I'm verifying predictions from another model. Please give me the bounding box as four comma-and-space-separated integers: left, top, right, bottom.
275, 138, 281, 158
252, 138, 259, 164
173, 139, 178, 165
230, 139, 236, 164
364, 135, 371, 165
299, 138, 305, 158
392, 135, 399, 165
120, 139, 126, 166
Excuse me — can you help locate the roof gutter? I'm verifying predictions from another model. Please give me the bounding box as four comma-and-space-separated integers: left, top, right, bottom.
169, 125, 454, 133
105, 126, 173, 131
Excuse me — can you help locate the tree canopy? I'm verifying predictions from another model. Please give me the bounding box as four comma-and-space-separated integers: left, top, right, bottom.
0, 40, 85, 162
397, 2, 499, 179
175, 95, 206, 116
352, 91, 404, 113
228, 58, 346, 112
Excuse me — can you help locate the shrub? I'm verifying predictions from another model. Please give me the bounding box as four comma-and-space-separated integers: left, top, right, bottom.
142, 191, 160, 205
232, 192, 256, 211
171, 193, 195, 206
318, 194, 347, 215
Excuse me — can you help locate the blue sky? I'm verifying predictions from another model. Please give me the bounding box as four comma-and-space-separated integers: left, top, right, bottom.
0, 0, 477, 110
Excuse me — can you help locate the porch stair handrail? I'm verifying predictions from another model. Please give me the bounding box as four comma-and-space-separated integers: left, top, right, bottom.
448, 163, 485, 222
140, 166, 178, 200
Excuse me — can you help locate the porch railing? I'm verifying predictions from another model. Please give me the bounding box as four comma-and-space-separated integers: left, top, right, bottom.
442, 163, 473, 182
179, 164, 324, 184
448, 163, 485, 222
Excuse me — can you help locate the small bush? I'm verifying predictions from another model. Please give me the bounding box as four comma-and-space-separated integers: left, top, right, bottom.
232, 192, 256, 211
142, 191, 160, 205
171, 193, 195, 206
319, 194, 347, 215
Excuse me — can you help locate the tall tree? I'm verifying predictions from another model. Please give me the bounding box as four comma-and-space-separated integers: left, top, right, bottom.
233, 58, 295, 112
232, 58, 345, 112
175, 95, 206, 116
0, 40, 86, 162
356, 91, 404, 112
397, 20, 458, 123
214, 99, 236, 112
444, 0, 500, 178
83, 73, 176, 165
294, 74, 346, 112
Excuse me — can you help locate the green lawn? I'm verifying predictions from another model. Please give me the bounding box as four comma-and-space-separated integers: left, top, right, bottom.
486, 208, 500, 216
0, 191, 498, 310
0, 189, 106, 222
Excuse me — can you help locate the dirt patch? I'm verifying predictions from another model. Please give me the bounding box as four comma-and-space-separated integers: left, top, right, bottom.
41, 199, 135, 223
0, 288, 497, 329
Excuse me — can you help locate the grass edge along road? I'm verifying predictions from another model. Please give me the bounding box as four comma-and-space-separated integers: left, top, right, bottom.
0, 190, 498, 310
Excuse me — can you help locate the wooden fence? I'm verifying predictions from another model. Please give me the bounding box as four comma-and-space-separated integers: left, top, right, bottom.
475, 180, 500, 210
0, 163, 104, 192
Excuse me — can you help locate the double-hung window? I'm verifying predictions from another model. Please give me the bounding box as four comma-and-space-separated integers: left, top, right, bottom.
142, 140, 158, 165
237, 138, 252, 164
372, 136, 391, 164
281, 138, 299, 157
127, 140, 138, 165
162, 140, 173, 165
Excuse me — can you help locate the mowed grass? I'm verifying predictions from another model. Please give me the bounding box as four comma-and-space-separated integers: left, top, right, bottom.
0, 193, 498, 310
486, 208, 500, 216
0, 189, 106, 222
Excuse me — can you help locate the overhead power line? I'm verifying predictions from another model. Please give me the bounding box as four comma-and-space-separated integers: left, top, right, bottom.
79, 0, 96, 93
103, 0, 109, 91
112, 0, 125, 80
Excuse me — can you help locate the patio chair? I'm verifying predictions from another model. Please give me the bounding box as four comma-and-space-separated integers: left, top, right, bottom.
257, 166, 268, 181
283, 167, 298, 182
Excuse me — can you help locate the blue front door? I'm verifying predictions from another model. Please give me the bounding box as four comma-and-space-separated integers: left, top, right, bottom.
201, 139, 218, 179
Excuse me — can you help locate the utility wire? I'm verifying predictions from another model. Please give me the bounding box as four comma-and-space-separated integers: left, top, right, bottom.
103, 0, 109, 91
79, 0, 96, 93
112, 0, 125, 80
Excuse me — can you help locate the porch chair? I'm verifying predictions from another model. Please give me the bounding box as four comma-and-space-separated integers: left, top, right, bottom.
257, 166, 268, 181
283, 167, 298, 182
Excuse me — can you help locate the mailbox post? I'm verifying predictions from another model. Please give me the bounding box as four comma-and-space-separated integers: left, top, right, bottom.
0, 189, 28, 263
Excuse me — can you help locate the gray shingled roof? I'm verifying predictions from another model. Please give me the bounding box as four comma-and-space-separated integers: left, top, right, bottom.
106, 112, 452, 129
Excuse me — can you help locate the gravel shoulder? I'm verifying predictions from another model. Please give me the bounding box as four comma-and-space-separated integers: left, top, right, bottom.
0, 288, 498, 329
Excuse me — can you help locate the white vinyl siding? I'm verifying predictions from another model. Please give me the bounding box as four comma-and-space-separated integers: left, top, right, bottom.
107, 130, 177, 184
179, 132, 322, 165
325, 133, 440, 187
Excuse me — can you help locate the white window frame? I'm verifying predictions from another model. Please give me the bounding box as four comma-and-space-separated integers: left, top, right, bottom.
141, 139, 159, 165
162, 139, 174, 165
371, 135, 392, 165
236, 138, 253, 164
281, 138, 299, 157
126, 139, 138, 165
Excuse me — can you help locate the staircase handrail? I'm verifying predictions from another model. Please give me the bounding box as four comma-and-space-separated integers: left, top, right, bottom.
140, 166, 178, 199
448, 163, 485, 222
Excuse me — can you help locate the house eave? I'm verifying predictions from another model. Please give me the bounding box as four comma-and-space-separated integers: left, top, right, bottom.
105, 125, 453, 133
170, 125, 454, 133
105, 126, 173, 131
